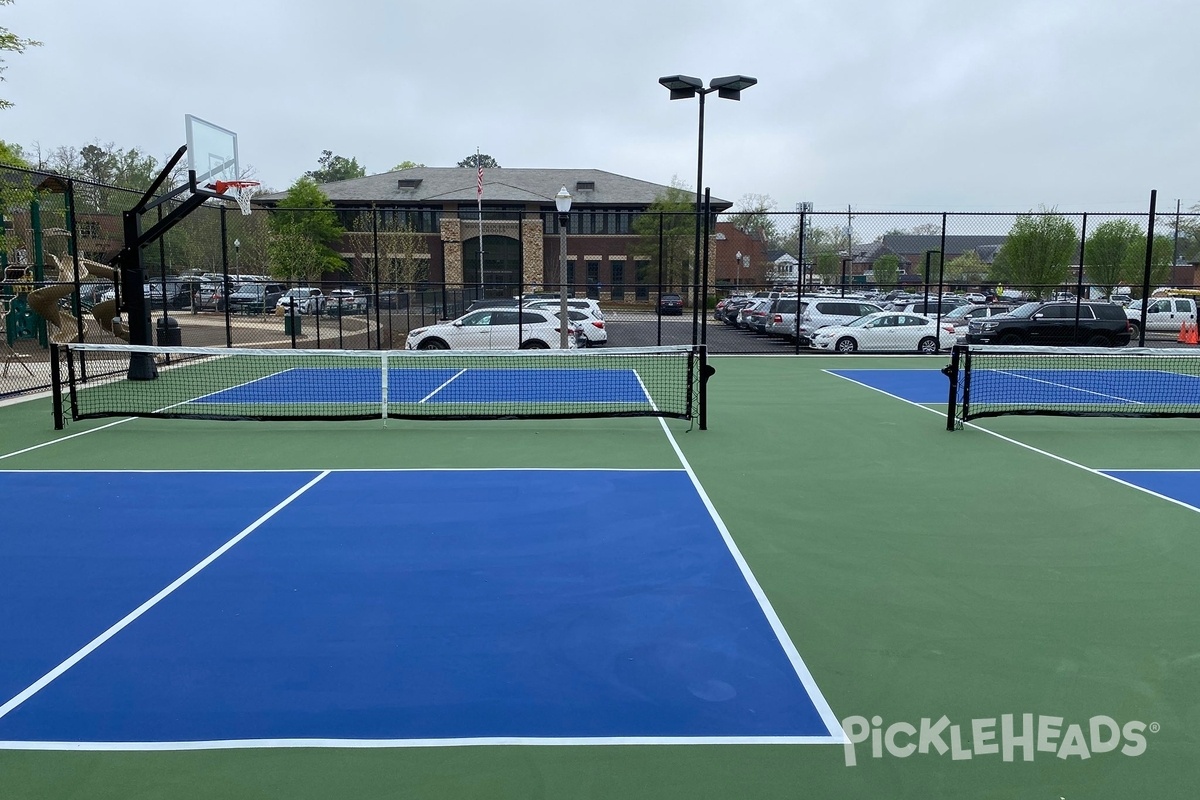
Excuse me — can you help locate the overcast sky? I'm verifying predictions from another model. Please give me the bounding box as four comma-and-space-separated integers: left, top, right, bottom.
3, 0, 1198, 213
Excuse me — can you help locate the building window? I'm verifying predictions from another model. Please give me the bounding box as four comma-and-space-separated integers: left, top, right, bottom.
634, 259, 649, 300
586, 261, 600, 299
567, 259, 576, 288
611, 261, 625, 300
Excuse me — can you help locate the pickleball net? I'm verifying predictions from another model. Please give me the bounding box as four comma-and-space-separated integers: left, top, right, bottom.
945, 344, 1200, 428
51, 342, 701, 427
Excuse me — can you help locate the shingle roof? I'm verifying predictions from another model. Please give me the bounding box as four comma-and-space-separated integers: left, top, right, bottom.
258, 167, 731, 209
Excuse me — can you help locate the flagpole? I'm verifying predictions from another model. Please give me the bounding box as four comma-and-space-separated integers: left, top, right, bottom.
476, 149, 484, 297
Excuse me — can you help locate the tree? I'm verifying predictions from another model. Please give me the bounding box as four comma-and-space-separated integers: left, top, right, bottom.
456, 153, 500, 169
305, 150, 366, 184
812, 251, 840, 288
1084, 219, 1142, 296
992, 210, 1078, 298
630, 178, 697, 289
872, 254, 900, 291
390, 160, 425, 171
727, 194, 778, 241
344, 212, 429, 289
267, 177, 346, 282
943, 250, 988, 286
0, 138, 27, 167
0, 1, 41, 111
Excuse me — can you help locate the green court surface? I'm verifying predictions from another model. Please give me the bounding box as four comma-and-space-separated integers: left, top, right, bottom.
1, 355, 1197, 799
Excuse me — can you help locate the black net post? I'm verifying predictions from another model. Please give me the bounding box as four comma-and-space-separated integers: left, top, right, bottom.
944, 345, 963, 431
50, 342, 63, 430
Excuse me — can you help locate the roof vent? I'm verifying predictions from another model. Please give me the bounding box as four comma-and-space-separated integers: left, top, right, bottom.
575, 181, 595, 191
397, 178, 422, 189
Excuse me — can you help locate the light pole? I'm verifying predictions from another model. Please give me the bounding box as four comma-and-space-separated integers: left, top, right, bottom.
735, 250, 741, 292
659, 74, 757, 342
233, 238, 240, 277
555, 186, 572, 349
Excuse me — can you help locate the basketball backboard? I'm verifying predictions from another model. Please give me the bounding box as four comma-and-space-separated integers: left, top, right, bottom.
185, 114, 240, 189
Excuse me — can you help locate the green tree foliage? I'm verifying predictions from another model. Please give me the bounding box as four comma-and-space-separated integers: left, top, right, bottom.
812, 251, 840, 287
872, 254, 900, 291
305, 150, 366, 184
0, 137, 27, 166
992, 210, 1078, 297
943, 250, 988, 286
0, 0, 41, 111
390, 160, 425, 171
267, 177, 346, 282
1084, 219, 1143, 295
630, 179, 696, 289
456, 153, 500, 169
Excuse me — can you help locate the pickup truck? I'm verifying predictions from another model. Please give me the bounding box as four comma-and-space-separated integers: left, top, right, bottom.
1125, 296, 1198, 339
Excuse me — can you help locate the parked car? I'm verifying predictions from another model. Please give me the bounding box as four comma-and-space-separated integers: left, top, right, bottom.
327, 288, 367, 314
737, 298, 774, 332
197, 280, 234, 311
276, 287, 326, 315
657, 293, 684, 315
810, 312, 954, 353
227, 282, 286, 313
893, 297, 968, 316
466, 298, 521, 314
558, 307, 607, 347
716, 297, 753, 325
796, 299, 884, 345
1124, 296, 1198, 339
524, 298, 605, 320
965, 301, 1131, 346
765, 297, 803, 339
940, 302, 1023, 338
404, 307, 581, 350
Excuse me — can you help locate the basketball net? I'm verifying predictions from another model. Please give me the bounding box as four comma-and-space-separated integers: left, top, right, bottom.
213, 179, 260, 216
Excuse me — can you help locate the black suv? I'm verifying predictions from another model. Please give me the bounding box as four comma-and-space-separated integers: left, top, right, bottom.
965, 301, 1131, 347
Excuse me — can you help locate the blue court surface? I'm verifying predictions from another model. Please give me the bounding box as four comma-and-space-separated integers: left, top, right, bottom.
1101, 470, 1200, 511
197, 367, 652, 406
828, 368, 1200, 408
0, 469, 838, 746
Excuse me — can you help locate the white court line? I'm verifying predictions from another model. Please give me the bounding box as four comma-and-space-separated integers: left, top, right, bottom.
638, 374, 843, 744
418, 368, 467, 403
0, 470, 331, 723
991, 368, 1145, 405
824, 369, 1200, 518
0, 734, 837, 751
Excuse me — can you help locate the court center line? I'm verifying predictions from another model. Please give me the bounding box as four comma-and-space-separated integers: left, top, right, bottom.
0, 470, 331, 722
650, 417, 844, 744
824, 369, 1200, 518
418, 368, 467, 403
991, 368, 1145, 405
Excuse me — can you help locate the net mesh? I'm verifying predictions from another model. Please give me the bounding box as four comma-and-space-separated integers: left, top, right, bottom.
53, 343, 699, 424
949, 345, 1200, 424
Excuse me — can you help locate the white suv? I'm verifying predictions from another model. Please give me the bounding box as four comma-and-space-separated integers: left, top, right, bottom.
525, 298, 605, 320
796, 299, 883, 344
276, 287, 325, 315
405, 307, 580, 350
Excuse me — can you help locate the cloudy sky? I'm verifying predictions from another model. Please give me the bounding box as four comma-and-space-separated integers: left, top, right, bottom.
3, 0, 1197, 213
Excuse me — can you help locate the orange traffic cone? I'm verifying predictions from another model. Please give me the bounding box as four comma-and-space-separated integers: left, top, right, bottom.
1187, 320, 1199, 346
1179, 321, 1191, 344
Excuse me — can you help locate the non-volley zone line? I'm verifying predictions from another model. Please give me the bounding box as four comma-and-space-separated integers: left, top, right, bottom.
0, 468, 840, 749
191, 366, 655, 406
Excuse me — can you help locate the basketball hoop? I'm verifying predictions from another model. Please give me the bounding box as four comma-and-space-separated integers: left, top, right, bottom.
213, 179, 260, 216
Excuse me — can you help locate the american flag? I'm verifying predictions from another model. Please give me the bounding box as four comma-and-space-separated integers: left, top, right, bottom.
477, 164, 483, 197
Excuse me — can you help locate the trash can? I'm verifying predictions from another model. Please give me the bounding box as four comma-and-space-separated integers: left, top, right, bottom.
155, 316, 181, 346
283, 311, 302, 336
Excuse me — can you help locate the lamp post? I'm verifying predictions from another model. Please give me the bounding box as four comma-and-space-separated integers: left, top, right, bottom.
735, 250, 741, 291
659, 74, 757, 342
233, 238, 240, 278
555, 186, 572, 349
840, 257, 850, 298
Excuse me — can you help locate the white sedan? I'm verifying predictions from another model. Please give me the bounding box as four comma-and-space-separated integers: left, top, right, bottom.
405, 307, 581, 350
810, 312, 955, 354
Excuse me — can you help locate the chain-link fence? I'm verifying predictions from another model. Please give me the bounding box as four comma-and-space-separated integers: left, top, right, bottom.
4, 163, 1199, 398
